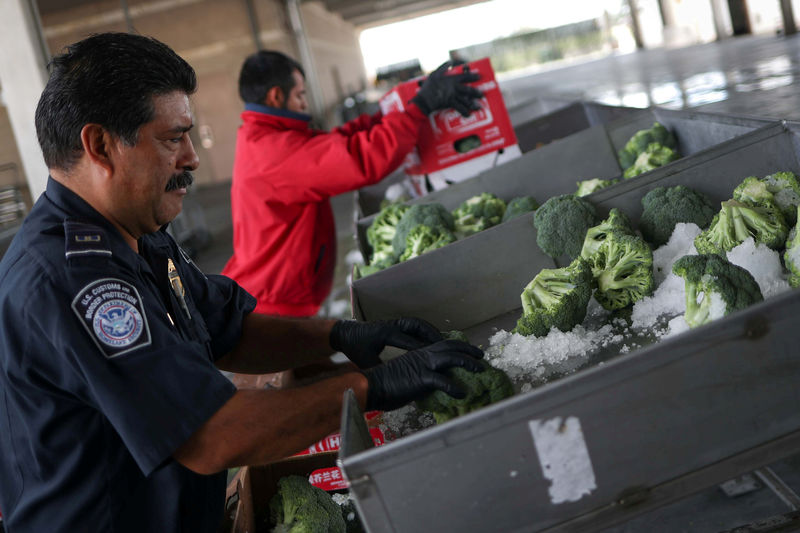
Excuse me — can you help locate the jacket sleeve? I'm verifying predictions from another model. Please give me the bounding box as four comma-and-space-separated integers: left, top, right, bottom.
334, 111, 384, 136
255, 104, 427, 204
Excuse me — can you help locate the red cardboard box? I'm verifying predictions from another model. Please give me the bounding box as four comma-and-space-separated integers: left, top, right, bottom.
379, 57, 517, 176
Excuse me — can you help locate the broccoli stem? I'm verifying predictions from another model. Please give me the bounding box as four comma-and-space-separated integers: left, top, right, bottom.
684, 285, 711, 327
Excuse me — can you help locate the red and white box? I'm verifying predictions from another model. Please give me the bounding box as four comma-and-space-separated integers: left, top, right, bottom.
380, 57, 520, 189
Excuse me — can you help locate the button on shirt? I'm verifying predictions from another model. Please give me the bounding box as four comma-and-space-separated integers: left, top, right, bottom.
0, 178, 256, 532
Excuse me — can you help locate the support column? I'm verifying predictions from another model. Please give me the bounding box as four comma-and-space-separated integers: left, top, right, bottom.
0, 0, 49, 202
286, 0, 328, 128
780, 0, 797, 35
626, 0, 645, 49
709, 0, 731, 39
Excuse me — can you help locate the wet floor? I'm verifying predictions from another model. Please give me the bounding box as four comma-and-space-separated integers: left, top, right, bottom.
501, 33, 800, 121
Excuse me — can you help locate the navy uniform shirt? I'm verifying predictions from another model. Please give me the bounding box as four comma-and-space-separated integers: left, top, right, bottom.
0, 178, 256, 532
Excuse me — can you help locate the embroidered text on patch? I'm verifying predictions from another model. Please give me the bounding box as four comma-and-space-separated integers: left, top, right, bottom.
71, 278, 151, 358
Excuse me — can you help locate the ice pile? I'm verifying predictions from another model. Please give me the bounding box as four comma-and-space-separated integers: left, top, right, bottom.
486, 223, 794, 389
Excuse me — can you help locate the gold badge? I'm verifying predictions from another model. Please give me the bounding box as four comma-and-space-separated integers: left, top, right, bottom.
167, 258, 192, 320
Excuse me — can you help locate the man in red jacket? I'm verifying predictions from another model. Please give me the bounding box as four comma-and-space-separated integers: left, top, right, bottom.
222, 51, 481, 329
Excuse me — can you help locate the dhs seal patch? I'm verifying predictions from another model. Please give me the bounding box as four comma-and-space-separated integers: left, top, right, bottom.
72, 278, 151, 358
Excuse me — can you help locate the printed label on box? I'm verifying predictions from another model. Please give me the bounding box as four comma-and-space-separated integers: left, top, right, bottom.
294, 426, 386, 456
379, 58, 517, 176
309, 466, 349, 491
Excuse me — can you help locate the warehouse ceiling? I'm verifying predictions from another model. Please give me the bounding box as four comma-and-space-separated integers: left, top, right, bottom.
34, 0, 493, 30
316, 0, 490, 28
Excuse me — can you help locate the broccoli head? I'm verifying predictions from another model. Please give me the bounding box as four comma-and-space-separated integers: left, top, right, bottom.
732, 172, 800, 225
269, 475, 346, 533
592, 230, 654, 311
442, 329, 471, 343
353, 254, 397, 279
618, 122, 678, 170
391, 203, 455, 257
398, 224, 457, 261
784, 205, 800, 288
639, 185, 716, 247
533, 194, 598, 259
416, 359, 514, 424
694, 199, 788, 255
672, 254, 763, 328
502, 195, 539, 222
452, 193, 507, 236
575, 178, 620, 197
580, 208, 634, 261
760, 171, 800, 225
366, 204, 409, 264
623, 142, 680, 179
733, 176, 773, 206
513, 257, 593, 337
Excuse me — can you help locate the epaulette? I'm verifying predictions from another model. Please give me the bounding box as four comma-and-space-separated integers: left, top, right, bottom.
64, 220, 112, 260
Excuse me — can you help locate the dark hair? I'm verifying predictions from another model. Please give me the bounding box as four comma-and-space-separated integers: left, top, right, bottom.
35, 32, 197, 171
238, 50, 304, 105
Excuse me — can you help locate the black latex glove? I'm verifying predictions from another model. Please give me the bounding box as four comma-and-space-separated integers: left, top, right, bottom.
363, 339, 485, 412
411, 61, 483, 117
330, 318, 443, 369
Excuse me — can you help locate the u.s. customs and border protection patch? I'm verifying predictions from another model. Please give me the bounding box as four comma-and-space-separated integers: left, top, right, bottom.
71, 278, 151, 358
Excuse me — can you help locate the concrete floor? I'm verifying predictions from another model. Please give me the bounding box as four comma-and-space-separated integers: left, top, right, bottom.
183, 33, 800, 531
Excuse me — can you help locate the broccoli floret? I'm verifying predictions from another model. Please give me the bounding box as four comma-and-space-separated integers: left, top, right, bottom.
415, 359, 514, 424
533, 194, 598, 259
452, 193, 507, 236
731, 172, 800, 225
512, 257, 593, 337
784, 205, 800, 288
575, 178, 620, 197
623, 142, 680, 179
733, 176, 773, 206
366, 204, 409, 264
618, 122, 678, 170
270, 475, 346, 533
391, 203, 455, 257
501, 195, 539, 222
442, 330, 471, 343
760, 171, 800, 225
694, 199, 788, 255
639, 185, 716, 247
398, 225, 457, 261
672, 254, 763, 328
353, 254, 396, 279
592, 230, 654, 311
580, 208, 634, 261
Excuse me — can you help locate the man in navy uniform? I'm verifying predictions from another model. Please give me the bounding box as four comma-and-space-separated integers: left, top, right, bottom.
0, 33, 483, 532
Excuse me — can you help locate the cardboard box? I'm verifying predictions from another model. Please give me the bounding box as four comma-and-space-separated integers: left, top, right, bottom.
379, 58, 518, 177
223, 453, 341, 533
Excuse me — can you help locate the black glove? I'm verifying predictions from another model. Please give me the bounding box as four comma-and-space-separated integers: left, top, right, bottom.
411, 61, 483, 117
330, 318, 443, 369
363, 340, 485, 412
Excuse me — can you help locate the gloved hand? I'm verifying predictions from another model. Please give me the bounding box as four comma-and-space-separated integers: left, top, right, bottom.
363, 340, 485, 412
411, 61, 483, 117
330, 318, 443, 369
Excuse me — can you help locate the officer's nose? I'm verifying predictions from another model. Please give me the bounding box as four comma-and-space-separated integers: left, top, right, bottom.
180, 136, 200, 172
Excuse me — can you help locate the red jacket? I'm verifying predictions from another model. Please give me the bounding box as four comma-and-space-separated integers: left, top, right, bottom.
222, 103, 426, 316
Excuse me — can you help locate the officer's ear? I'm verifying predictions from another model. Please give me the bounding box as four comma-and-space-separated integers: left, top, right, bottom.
80, 123, 115, 179
264, 86, 285, 109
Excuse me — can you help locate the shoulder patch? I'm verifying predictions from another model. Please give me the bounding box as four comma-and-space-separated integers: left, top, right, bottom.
64, 221, 112, 260
71, 278, 151, 358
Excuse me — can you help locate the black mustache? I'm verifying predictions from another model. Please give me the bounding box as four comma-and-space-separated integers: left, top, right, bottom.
165, 171, 194, 192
